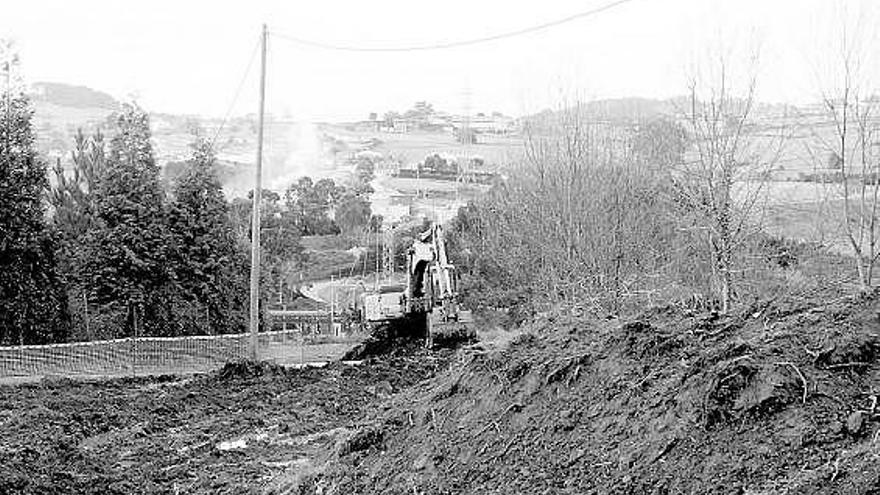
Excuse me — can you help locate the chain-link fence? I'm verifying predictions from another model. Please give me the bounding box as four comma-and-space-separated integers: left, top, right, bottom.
0, 327, 360, 380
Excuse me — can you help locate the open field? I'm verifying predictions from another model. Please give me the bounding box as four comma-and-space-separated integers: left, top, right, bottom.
321, 125, 523, 170
372, 132, 523, 171
371, 172, 490, 224
762, 191, 880, 259
296, 235, 360, 282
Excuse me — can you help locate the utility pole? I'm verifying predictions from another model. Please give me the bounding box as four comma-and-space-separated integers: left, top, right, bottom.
249, 24, 268, 360
330, 275, 336, 335
383, 225, 394, 281
458, 84, 471, 203
375, 227, 381, 290
82, 292, 91, 340
2, 41, 15, 165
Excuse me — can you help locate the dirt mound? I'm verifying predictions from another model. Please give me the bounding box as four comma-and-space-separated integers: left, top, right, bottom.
215, 359, 289, 380
307, 295, 880, 494
344, 315, 476, 362
429, 320, 478, 349
343, 315, 431, 361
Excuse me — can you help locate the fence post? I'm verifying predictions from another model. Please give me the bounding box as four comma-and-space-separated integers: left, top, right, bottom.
131, 305, 138, 378
300, 322, 305, 366
83, 292, 91, 340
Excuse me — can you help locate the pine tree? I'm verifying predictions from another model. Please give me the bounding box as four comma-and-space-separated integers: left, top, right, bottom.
49, 128, 106, 340
50, 128, 105, 244
81, 104, 172, 336
0, 91, 69, 344
168, 138, 248, 334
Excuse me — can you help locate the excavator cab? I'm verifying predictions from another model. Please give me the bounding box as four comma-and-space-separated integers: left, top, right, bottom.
406, 225, 475, 348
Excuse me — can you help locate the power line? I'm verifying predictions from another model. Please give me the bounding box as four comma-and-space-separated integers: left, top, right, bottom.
209, 37, 261, 151
269, 0, 639, 52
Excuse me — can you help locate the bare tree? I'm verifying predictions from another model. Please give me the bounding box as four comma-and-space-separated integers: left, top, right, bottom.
453, 100, 684, 315
810, 4, 880, 289
672, 54, 786, 312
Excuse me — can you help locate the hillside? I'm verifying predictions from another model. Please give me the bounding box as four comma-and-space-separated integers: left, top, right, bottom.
31, 82, 118, 110
29, 82, 118, 159
7, 288, 871, 494
26, 82, 259, 192
525, 97, 676, 126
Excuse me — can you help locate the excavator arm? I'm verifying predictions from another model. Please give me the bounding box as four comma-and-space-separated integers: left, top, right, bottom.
405, 224, 474, 347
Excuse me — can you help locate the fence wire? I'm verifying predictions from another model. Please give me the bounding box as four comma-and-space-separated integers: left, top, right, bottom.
0, 326, 359, 379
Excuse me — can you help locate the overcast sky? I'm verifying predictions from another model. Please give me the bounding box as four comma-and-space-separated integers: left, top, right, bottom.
2, 0, 877, 121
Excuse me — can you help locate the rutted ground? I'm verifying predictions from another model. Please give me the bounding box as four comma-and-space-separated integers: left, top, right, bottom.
0, 342, 448, 494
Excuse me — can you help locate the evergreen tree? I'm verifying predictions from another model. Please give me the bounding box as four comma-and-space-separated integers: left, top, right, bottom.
50, 128, 105, 243
0, 91, 69, 344
168, 138, 248, 334
49, 129, 106, 340
81, 104, 172, 336
50, 129, 105, 280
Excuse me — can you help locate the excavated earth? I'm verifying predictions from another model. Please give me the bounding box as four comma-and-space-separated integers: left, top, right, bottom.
3, 294, 880, 494
306, 295, 880, 495
0, 340, 448, 494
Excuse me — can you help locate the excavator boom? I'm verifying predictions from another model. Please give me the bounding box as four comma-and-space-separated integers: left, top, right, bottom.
405, 224, 474, 347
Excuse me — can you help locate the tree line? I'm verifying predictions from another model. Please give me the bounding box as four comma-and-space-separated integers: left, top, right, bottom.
0, 88, 376, 345
447, 41, 879, 320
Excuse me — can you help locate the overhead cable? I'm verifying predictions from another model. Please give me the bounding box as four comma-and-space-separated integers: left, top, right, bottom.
210, 37, 261, 151
270, 0, 639, 53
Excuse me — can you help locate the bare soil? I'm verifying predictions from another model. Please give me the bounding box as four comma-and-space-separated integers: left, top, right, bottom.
3, 294, 880, 494
0, 340, 448, 494
307, 295, 880, 494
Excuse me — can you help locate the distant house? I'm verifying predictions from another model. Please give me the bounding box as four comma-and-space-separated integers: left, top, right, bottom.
373, 107, 520, 135
451, 114, 516, 135
388, 118, 422, 133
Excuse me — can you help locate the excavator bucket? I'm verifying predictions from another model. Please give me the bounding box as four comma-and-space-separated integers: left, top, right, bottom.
427, 309, 476, 349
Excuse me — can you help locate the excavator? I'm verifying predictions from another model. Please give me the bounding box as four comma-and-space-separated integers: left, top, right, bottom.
356, 222, 475, 348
